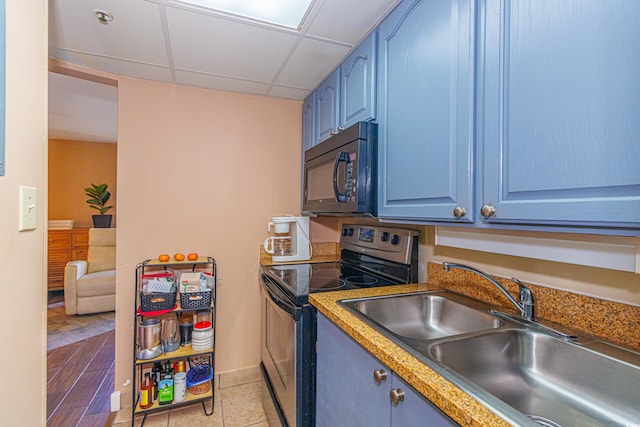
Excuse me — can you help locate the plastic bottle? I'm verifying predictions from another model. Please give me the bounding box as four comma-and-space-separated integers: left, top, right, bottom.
140, 372, 153, 409
158, 361, 174, 405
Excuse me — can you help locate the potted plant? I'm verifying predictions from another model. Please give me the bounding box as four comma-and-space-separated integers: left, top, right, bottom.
85, 183, 113, 228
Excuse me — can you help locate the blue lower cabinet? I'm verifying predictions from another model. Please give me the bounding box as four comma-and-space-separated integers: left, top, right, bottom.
316, 313, 456, 426
316, 313, 390, 426
377, 0, 475, 222
478, 0, 640, 230
390, 375, 457, 427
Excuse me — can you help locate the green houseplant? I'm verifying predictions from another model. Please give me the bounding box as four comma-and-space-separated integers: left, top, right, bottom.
85, 183, 113, 228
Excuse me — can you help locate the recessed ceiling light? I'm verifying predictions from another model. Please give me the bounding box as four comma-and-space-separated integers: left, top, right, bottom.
171, 0, 313, 29
93, 9, 114, 25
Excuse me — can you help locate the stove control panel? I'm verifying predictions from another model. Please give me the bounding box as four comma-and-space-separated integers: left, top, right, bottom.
340, 224, 419, 265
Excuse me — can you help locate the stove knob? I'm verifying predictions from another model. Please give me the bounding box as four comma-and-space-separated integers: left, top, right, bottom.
381, 232, 390, 242
342, 228, 349, 237
348, 228, 354, 236
390, 234, 400, 245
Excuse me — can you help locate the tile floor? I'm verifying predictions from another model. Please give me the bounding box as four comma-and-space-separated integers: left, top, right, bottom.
112, 367, 281, 427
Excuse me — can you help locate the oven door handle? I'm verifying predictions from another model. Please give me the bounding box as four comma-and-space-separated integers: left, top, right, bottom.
261, 274, 301, 319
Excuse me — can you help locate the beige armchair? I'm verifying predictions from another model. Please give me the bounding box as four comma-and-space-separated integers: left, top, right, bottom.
64, 228, 116, 315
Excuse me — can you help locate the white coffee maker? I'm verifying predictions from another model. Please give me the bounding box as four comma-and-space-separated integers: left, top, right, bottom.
263, 216, 311, 262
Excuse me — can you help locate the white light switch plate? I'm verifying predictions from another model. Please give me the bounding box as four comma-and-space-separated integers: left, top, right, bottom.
19, 185, 37, 231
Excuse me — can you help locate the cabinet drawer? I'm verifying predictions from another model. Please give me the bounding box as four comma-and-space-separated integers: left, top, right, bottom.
72, 230, 89, 246
48, 232, 71, 247
72, 248, 88, 260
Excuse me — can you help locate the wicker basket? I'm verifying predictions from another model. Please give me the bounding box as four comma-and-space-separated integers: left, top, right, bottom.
188, 380, 211, 395
186, 364, 213, 395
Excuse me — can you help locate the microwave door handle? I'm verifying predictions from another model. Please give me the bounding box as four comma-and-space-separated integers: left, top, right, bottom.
333, 151, 350, 203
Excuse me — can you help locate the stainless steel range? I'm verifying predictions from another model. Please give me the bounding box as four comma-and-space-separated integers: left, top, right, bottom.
259, 224, 419, 426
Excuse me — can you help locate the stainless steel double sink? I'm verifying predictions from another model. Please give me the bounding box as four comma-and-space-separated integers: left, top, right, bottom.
339, 291, 640, 427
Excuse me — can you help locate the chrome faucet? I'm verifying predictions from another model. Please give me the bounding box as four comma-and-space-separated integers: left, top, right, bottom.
442, 262, 535, 321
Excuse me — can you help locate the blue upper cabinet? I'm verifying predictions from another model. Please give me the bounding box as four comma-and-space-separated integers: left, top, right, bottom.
340, 31, 377, 128
302, 92, 315, 152
478, 0, 640, 230
377, 0, 475, 222
315, 69, 340, 143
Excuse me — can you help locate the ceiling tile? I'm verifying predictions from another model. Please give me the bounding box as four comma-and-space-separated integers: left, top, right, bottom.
305, 0, 401, 43
268, 85, 311, 101
50, 49, 174, 82
174, 69, 271, 96
166, 6, 299, 83
276, 38, 351, 90
49, 0, 169, 66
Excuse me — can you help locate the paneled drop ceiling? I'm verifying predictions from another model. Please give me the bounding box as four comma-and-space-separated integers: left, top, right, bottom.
48, 0, 401, 143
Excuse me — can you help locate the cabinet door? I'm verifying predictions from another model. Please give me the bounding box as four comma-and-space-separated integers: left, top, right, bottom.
315, 70, 340, 143
377, 0, 475, 222
316, 313, 390, 426
302, 92, 316, 152
340, 31, 377, 128
478, 0, 640, 229
390, 375, 457, 427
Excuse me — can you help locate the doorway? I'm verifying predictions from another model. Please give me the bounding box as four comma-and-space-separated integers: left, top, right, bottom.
47, 70, 118, 426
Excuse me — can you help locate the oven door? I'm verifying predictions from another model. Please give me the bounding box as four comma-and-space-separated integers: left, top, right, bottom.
261, 275, 300, 426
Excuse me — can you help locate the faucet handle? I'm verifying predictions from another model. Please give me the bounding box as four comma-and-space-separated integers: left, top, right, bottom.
511, 278, 535, 320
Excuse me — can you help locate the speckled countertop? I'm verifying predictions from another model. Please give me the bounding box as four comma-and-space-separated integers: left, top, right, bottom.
309, 262, 640, 426
260, 242, 340, 266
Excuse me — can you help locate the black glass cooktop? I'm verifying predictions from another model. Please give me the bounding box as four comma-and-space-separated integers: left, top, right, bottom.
262, 260, 403, 306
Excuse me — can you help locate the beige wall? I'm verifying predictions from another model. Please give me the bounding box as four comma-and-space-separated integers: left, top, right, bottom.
421, 225, 640, 307
336, 218, 640, 306
48, 139, 117, 228
115, 77, 303, 391
0, 0, 48, 424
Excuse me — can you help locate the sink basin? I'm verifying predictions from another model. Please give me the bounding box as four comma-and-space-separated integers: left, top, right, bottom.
429, 329, 640, 426
340, 292, 503, 340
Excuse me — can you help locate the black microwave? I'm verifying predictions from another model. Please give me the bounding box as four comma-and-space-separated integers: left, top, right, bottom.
303, 122, 377, 216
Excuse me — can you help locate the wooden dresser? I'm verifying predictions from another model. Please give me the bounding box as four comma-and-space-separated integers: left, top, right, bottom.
48, 228, 89, 290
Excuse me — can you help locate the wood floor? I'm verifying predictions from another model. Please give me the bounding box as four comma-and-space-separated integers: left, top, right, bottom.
47, 329, 115, 427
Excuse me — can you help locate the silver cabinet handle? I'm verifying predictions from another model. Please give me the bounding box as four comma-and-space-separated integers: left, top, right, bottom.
373, 369, 387, 384
453, 206, 466, 218
330, 129, 338, 135
480, 204, 496, 218
390, 388, 405, 405
337, 126, 345, 132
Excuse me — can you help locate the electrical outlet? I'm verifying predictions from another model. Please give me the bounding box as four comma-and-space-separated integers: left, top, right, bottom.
18, 186, 37, 231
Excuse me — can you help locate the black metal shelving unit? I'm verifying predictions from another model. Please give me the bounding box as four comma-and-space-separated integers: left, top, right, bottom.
131, 257, 216, 427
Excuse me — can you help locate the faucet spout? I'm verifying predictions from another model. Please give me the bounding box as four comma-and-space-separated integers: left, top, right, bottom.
442, 262, 535, 321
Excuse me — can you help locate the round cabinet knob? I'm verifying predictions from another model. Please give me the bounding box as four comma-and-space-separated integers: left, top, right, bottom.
390, 388, 405, 405
373, 369, 387, 384
337, 126, 345, 132
453, 206, 466, 218
330, 129, 338, 135
480, 204, 496, 218
390, 235, 400, 245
